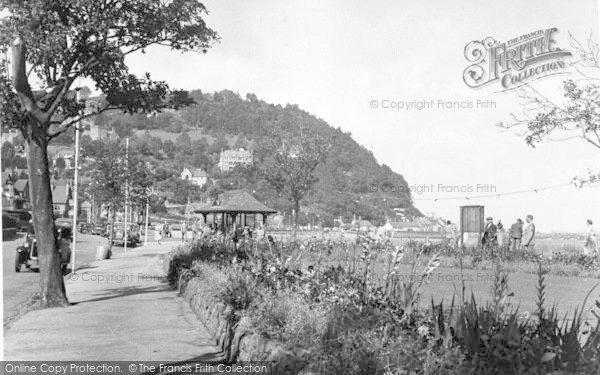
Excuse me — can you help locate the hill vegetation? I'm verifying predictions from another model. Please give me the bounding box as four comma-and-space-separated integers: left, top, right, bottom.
11, 89, 421, 226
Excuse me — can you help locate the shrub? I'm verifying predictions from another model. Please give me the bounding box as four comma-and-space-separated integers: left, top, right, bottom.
218, 270, 258, 311
168, 236, 600, 374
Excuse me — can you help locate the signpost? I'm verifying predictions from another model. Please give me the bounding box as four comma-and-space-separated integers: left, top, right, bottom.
460, 205, 484, 246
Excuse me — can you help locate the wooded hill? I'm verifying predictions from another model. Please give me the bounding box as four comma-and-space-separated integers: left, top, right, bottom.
77, 90, 421, 225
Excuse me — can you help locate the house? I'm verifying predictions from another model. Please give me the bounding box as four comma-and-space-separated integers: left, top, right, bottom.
51, 181, 71, 218
180, 167, 208, 187
2, 171, 16, 209
1, 128, 19, 145
86, 123, 109, 140
354, 219, 375, 231
52, 149, 74, 169
10, 179, 30, 210
389, 221, 423, 232
218, 148, 253, 172
14, 179, 29, 198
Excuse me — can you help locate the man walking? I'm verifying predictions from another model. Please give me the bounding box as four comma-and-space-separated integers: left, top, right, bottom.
191, 219, 200, 242
509, 219, 523, 251
181, 220, 188, 243
523, 215, 536, 251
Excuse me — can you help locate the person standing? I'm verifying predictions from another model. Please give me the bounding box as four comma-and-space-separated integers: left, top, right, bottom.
155, 222, 163, 245
496, 220, 506, 253
509, 219, 523, 251
444, 220, 458, 250
522, 215, 536, 251
191, 219, 200, 241
584, 219, 598, 255
482, 217, 498, 254
181, 220, 188, 243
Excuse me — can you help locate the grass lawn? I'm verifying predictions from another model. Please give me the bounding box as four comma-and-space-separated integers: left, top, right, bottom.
398, 265, 600, 319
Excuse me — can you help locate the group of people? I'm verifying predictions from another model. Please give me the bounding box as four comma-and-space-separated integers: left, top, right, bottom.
482, 215, 536, 253
153, 217, 268, 246
153, 221, 171, 245
154, 219, 211, 244
481, 216, 598, 255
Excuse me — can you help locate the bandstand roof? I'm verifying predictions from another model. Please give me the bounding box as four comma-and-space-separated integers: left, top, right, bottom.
192, 190, 276, 215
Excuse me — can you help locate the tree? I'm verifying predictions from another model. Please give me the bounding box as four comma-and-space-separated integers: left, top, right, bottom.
498, 35, 600, 186
0, 0, 218, 307
88, 140, 152, 255
261, 129, 330, 225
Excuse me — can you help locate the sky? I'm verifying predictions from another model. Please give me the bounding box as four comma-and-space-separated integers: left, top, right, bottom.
125, 0, 600, 232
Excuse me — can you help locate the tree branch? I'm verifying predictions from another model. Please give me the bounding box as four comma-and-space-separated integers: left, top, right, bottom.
11, 37, 46, 123
47, 105, 119, 141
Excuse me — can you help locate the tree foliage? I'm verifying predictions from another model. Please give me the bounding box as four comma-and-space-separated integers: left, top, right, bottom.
498, 35, 600, 188
260, 128, 330, 223
0, 0, 218, 308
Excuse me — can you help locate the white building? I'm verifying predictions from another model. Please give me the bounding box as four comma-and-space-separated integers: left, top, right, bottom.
1, 128, 19, 145
181, 167, 208, 187
218, 148, 253, 172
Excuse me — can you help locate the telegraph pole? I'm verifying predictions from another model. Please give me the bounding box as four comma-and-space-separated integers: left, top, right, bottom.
124, 137, 129, 253
71, 90, 81, 273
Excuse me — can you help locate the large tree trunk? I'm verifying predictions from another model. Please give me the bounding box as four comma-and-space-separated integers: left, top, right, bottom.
27, 126, 69, 307
13, 37, 68, 308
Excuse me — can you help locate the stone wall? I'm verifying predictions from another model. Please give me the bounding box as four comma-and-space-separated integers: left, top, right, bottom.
164, 251, 311, 374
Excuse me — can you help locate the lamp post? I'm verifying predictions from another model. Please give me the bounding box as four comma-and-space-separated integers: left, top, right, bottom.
124, 137, 129, 253
71, 89, 81, 274
144, 185, 157, 246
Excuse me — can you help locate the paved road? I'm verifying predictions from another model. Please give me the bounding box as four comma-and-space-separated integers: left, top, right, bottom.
5, 240, 221, 361
4, 233, 115, 327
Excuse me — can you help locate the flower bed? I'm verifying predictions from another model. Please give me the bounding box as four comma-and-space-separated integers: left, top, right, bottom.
168, 237, 600, 374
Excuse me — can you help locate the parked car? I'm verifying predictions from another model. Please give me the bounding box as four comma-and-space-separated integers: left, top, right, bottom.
15, 223, 71, 273
112, 223, 140, 247
3, 210, 32, 232
91, 222, 108, 236
77, 222, 94, 234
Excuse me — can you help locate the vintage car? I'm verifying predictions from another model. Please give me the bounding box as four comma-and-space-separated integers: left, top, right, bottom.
112, 223, 140, 247
4, 210, 32, 232
91, 222, 108, 236
77, 222, 94, 234
15, 223, 71, 273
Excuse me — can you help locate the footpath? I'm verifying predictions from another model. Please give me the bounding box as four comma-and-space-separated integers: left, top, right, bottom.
4, 241, 223, 362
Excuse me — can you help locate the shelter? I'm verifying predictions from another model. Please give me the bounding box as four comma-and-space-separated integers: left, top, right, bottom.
192, 190, 277, 234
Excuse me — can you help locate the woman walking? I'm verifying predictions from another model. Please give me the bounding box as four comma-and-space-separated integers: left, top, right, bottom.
155, 222, 164, 245
584, 219, 598, 255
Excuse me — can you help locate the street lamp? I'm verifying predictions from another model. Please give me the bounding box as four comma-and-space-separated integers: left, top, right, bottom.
144, 185, 157, 246
71, 89, 82, 274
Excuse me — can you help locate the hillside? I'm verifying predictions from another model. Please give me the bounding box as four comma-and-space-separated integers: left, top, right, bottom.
83, 90, 421, 225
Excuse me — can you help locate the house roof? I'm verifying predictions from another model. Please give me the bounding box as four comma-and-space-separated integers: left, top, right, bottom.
220, 149, 252, 158
389, 221, 422, 229
356, 220, 374, 227
14, 179, 28, 192
53, 149, 73, 159
53, 179, 69, 186
1, 171, 11, 186
52, 185, 70, 204
183, 168, 208, 178
193, 190, 276, 214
